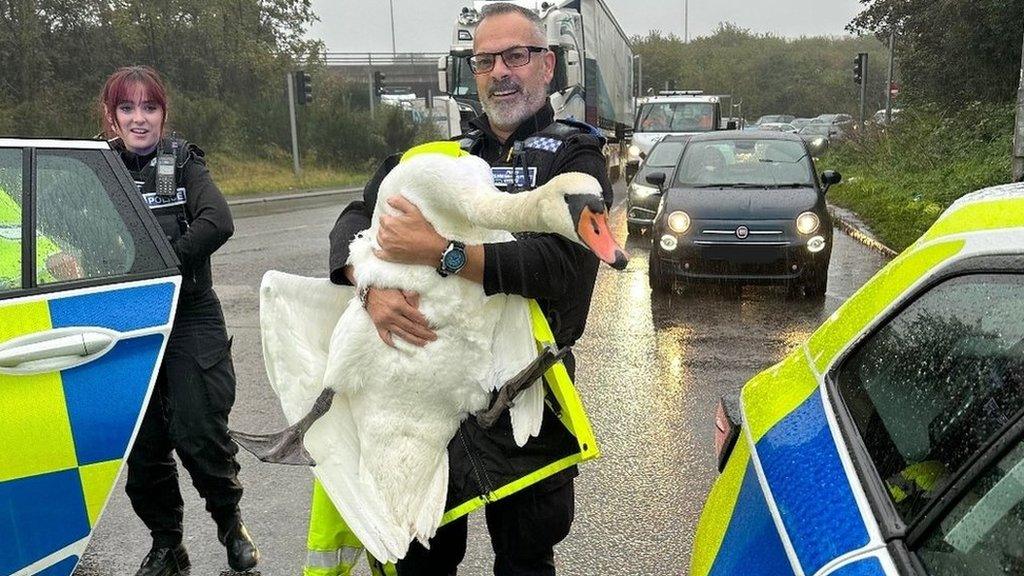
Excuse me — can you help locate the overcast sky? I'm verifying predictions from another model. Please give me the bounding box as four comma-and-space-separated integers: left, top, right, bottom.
308, 0, 865, 53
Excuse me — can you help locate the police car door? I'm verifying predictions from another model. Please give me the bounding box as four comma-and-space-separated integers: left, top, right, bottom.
0, 140, 180, 576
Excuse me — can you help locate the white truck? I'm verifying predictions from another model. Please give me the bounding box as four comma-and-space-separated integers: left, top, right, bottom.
438, 0, 635, 179
626, 91, 737, 181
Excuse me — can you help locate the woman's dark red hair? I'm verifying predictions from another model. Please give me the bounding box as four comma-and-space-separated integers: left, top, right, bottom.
99, 66, 169, 138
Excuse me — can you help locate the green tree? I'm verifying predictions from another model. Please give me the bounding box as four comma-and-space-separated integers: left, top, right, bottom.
633, 24, 888, 121
849, 0, 1024, 106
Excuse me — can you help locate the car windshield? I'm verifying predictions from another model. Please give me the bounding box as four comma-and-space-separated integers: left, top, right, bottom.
673, 139, 813, 187
636, 102, 716, 133
814, 114, 839, 123
450, 55, 479, 97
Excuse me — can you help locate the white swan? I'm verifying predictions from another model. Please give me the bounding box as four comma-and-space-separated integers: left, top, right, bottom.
232, 147, 627, 562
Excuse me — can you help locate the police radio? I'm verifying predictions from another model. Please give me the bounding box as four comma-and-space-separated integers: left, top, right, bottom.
155, 139, 178, 198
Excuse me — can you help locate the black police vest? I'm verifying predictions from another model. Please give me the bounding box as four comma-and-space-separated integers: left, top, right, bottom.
458, 119, 606, 193
127, 138, 194, 247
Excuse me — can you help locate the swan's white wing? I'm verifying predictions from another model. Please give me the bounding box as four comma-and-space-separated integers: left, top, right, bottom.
488, 294, 544, 447
259, 270, 350, 419
260, 271, 411, 562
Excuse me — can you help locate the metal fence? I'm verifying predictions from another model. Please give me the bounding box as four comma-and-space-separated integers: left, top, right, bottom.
320, 52, 447, 66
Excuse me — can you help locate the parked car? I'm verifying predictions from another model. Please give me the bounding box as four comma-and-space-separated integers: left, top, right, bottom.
813, 113, 855, 128
645, 132, 840, 296
627, 135, 691, 236
791, 117, 815, 131
800, 122, 845, 142
756, 114, 796, 126
691, 182, 1024, 576
0, 138, 181, 576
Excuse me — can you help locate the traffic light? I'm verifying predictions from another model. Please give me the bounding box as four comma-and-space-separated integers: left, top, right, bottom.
852, 53, 865, 85
295, 70, 313, 105
373, 71, 387, 97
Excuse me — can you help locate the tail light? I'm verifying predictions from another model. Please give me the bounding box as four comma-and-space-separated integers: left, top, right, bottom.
714, 394, 741, 473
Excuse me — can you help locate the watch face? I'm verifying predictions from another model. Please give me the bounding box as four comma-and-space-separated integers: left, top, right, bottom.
444, 249, 467, 270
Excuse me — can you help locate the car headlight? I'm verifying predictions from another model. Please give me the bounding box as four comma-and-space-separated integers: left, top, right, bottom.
667, 211, 691, 234
631, 184, 659, 198
628, 144, 641, 159
796, 211, 820, 235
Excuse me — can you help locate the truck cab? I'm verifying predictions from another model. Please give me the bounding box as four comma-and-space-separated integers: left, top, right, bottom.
627, 91, 730, 182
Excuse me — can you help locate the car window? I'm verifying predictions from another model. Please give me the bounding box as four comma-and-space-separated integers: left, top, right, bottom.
837, 274, 1024, 523
647, 141, 685, 167
0, 149, 24, 292
674, 139, 814, 187
916, 438, 1024, 576
636, 102, 716, 133
32, 149, 166, 288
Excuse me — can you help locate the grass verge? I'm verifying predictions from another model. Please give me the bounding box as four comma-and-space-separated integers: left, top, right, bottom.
823, 103, 1014, 251
209, 153, 369, 197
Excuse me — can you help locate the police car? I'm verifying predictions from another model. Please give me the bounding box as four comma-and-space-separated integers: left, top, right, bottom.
691, 183, 1024, 576
0, 138, 180, 575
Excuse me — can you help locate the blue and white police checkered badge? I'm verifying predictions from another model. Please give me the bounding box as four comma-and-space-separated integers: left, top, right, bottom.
524, 136, 563, 153
491, 167, 537, 190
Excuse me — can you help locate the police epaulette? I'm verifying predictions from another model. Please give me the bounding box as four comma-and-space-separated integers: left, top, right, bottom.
555, 118, 603, 137
454, 129, 484, 153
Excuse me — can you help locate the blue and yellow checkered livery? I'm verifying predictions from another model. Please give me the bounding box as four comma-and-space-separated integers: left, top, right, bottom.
0, 280, 177, 576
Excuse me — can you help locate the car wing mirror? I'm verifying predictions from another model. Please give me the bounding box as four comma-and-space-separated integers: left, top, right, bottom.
645, 172, 666, 188
821, 170, 842, 193
807, 137, 829, 158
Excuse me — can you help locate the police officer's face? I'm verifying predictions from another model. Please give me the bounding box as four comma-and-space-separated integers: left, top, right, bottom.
473, 13, 555, 135
111, 86, 165, 154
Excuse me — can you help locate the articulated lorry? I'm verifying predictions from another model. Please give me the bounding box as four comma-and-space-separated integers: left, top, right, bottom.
438, 0, 635, 178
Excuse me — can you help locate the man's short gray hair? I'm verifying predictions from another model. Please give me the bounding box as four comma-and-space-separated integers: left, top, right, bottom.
479, 3, 546, 45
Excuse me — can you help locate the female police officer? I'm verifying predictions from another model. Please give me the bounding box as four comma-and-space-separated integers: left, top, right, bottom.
99, 66, 259, 576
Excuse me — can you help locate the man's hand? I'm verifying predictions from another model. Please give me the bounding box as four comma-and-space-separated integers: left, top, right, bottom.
375, 195, 447, 267
364, 286, 437, 348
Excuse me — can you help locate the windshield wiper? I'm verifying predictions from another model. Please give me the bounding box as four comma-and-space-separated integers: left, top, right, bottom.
765, 183, 812, 188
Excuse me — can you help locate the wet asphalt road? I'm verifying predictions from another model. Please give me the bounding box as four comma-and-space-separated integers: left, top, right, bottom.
75, 181, 889, 575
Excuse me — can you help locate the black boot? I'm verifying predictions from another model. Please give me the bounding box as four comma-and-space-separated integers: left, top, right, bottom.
134, 543, 190, 576
218, 520, 260, 571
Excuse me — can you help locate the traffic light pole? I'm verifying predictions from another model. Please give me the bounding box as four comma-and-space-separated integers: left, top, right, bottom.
885, 34, 895, 125
368, 70, 376, 119
858, 53, 868, 131
287, 72, 301, 176
1013, 28, 1024, 181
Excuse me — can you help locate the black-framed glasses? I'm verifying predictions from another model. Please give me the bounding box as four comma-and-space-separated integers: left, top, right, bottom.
468, 46, 548, 75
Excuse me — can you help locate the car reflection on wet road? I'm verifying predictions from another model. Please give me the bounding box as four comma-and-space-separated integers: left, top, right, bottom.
77, 183, 889, 576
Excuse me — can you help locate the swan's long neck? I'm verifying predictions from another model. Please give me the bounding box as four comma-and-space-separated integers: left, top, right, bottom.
462, 182, 555, 234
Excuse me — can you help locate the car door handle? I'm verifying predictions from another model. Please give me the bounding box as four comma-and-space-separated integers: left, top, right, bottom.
0, 330, 115, 370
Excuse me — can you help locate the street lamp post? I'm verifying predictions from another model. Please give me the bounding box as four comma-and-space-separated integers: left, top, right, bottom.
389, 0, 397, 55
684, 0, 689, 43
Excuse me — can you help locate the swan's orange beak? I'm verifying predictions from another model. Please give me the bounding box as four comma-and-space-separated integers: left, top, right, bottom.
575, 203, 629, 270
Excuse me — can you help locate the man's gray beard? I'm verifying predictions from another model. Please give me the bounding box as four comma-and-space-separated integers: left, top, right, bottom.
481, 83, 548, 133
